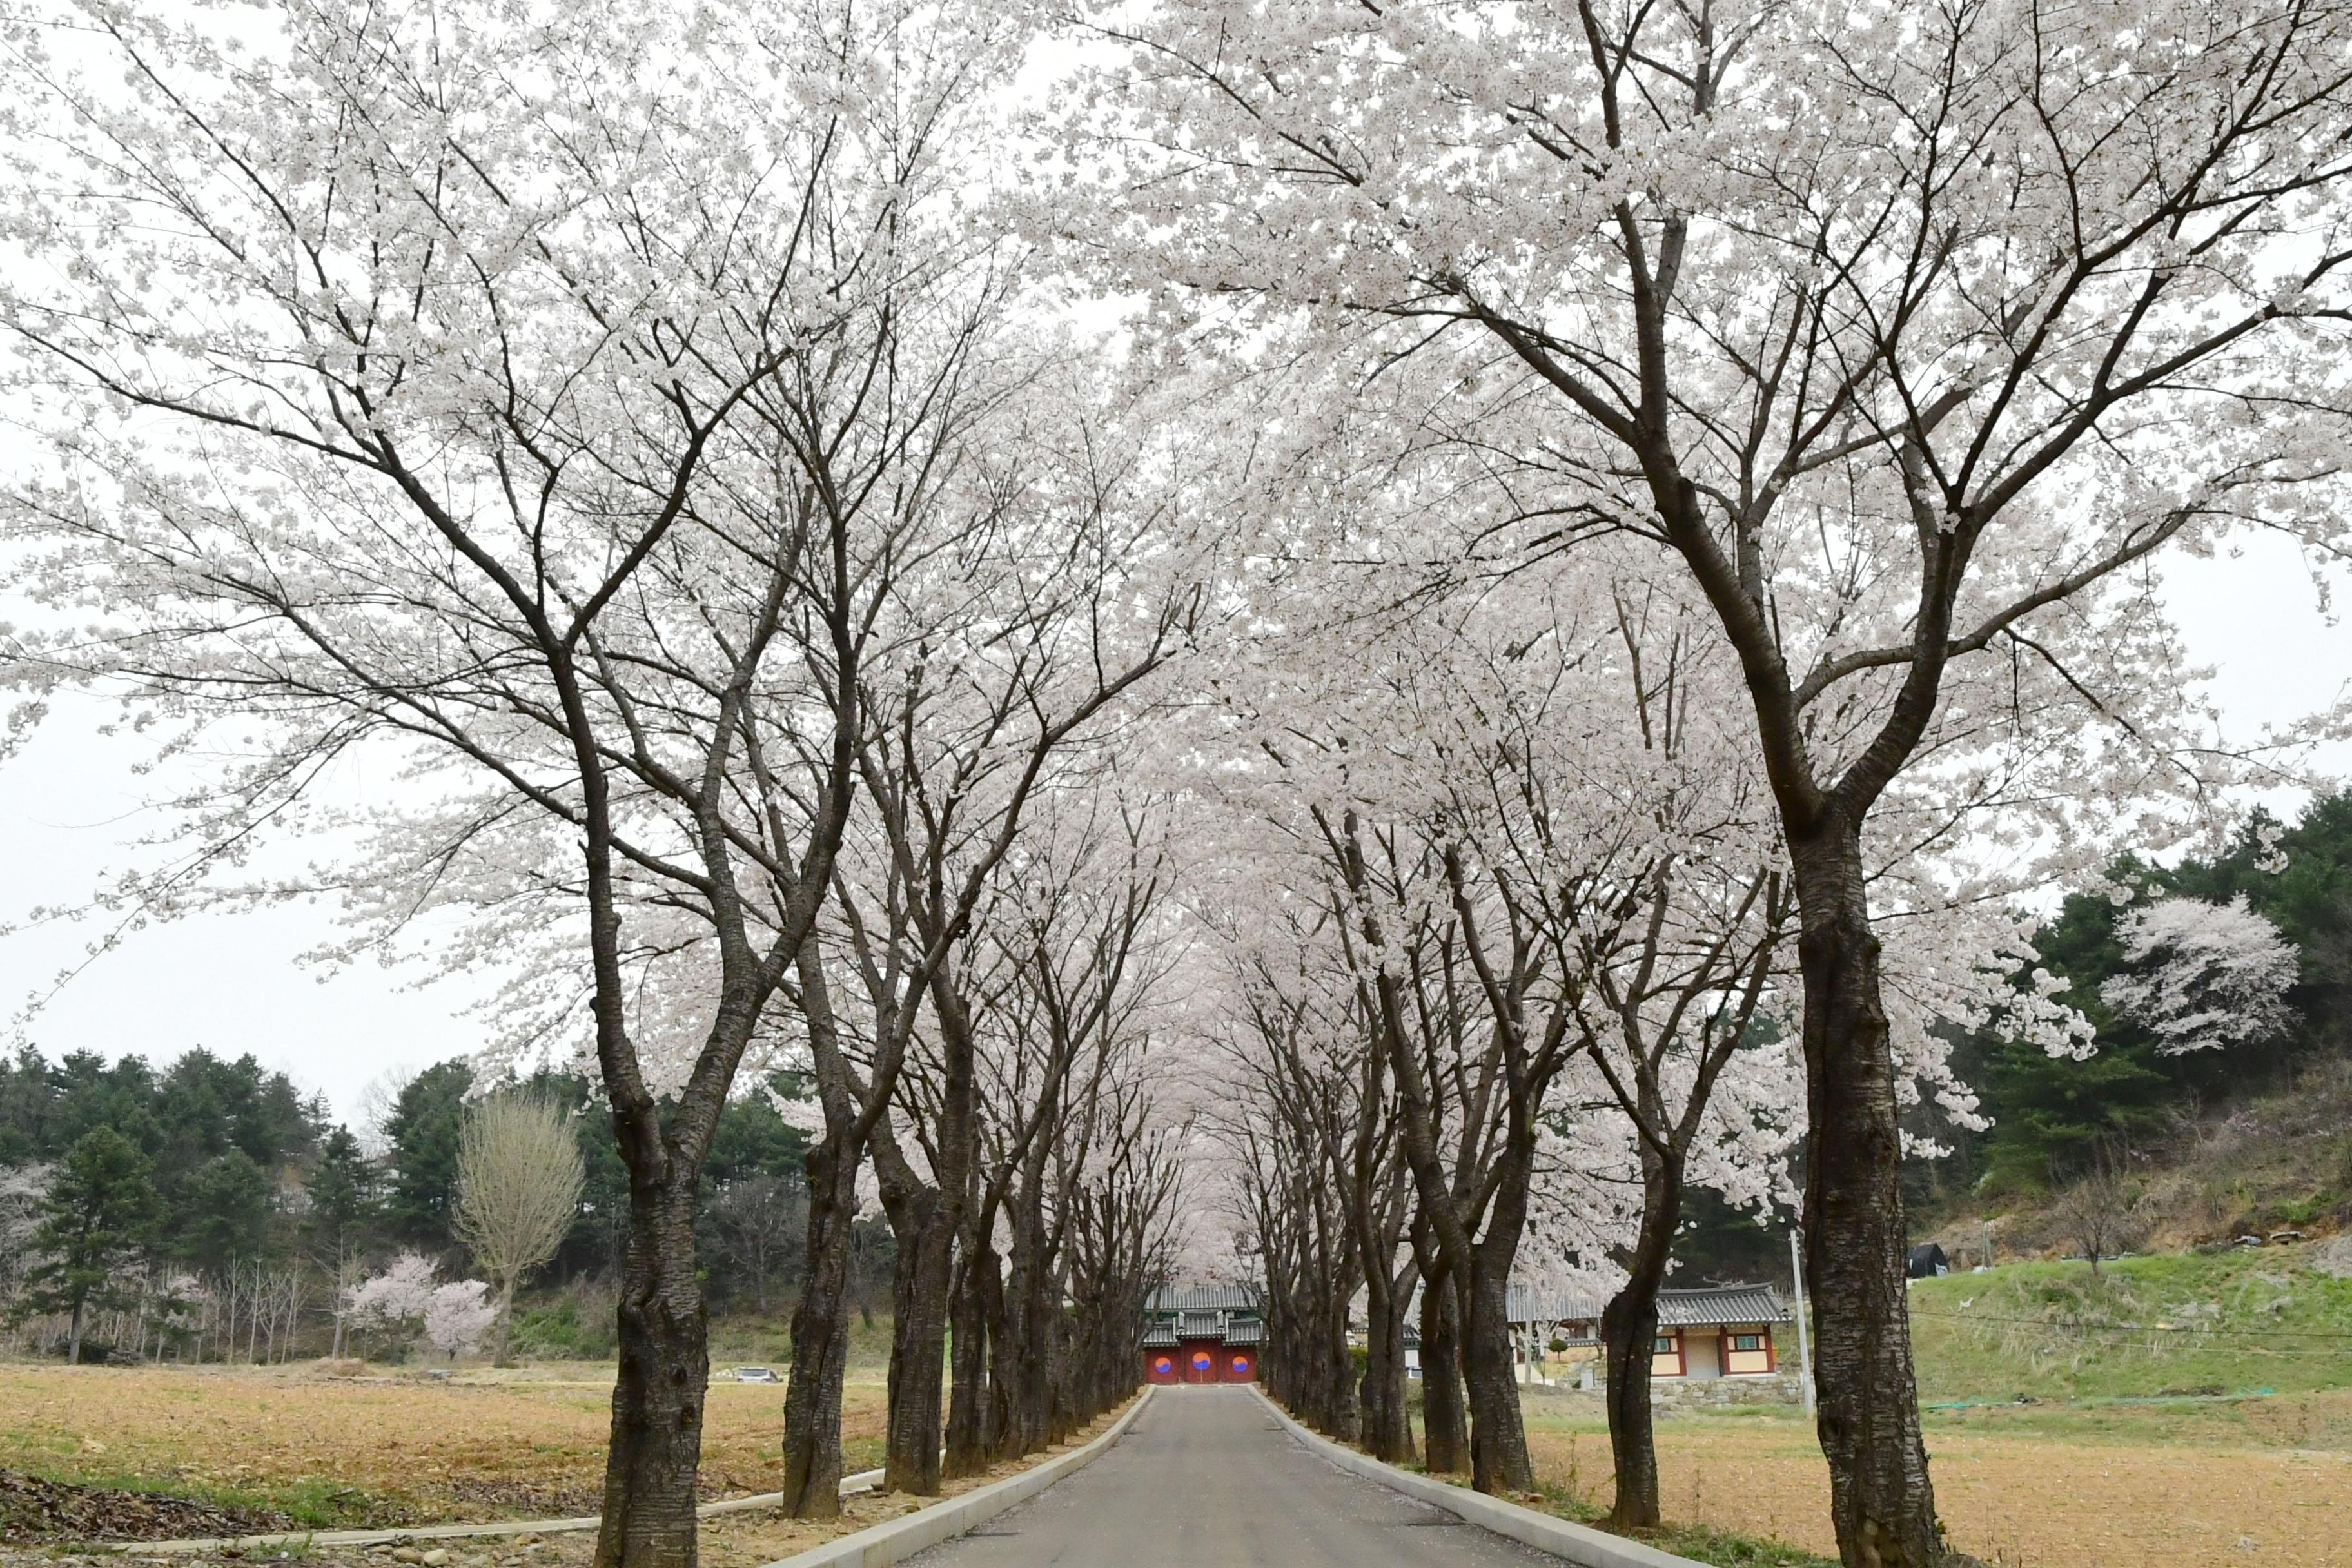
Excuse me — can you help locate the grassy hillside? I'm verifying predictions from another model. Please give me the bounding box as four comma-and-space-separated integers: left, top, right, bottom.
707, 1311, 896, 1376
1919, 1054, 2352, 1261
1907, 1244, 2352, 1406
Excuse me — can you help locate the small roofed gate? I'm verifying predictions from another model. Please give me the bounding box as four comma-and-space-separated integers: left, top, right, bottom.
1141, 1284, 1267, 1385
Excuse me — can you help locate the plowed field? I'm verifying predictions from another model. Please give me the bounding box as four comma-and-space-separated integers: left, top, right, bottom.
0, 1364, 887, 1526
1523, 1403, 2352, 1568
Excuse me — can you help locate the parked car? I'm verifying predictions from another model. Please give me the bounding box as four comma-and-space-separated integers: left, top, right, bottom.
733, 1366, 781, 1384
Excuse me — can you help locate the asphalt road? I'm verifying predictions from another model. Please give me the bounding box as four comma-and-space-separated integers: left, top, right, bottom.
903, 1385, 1569, 1567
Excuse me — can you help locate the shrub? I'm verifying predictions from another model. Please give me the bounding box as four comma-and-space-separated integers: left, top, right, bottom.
509, 1295, 617, 1360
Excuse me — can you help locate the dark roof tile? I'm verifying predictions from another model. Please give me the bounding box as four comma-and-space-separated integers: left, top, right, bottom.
1146, 1284, 1259, 1312
1505, 1284, 1790, 1328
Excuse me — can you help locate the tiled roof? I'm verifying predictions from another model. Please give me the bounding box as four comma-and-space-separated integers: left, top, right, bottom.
1139, 1283, 1265, 1347
1505, 1284, 1789, 1330
1146, 1284, 1259, 1312
1505, 1290, 1593, 1325
1656, 1286, 1789, 1327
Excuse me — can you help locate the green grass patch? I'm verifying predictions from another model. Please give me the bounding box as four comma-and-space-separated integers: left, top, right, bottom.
1612, 1520, 1839, 1567
1519, 1475, 1837, 1567
1906, 1248, 2352, 1404
1, 1460, 404, 1531
706, 1309, 897, 1377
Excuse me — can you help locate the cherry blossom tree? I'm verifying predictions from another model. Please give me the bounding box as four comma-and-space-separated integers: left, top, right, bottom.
947, 791, 1182, 1471
424, 1279, 500, 1360
0, 1164, 49, 1304
816, 598, 1195, 1496
0, 2, 1044, 1561
2102, 894, 2300, 1055
1177, 515, 1773, 1492
1071, 4, 2352, 1557
1204, 949, 1376, 1445
771, 346, 1230, 1502
344, 1251, 442, 1358
345, 1253, 440, 1330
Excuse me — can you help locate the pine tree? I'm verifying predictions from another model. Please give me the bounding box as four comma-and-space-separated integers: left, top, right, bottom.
384, 1061, 472, 1244
19, 1127, 164, 1364
306, 1125, 380, 1252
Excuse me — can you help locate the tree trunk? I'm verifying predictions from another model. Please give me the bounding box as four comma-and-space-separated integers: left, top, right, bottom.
1327, 1311, 1360, 1442
1313, 1240, 1362, 1440
593, 1176, 708, 1568
1359, 1252, 1416, 1463
1419, 1260, 1467, 1473
67, 1297, 86, 1366
985, 1245, 1019, 1462
493, 1275, 518, 1369
1601, 1156, 1681, 1529
1007, 1190, 1052, 1457
1793, 821, 1950, 1568
1044, 1293, 1076, 1444
1361, 1295, 1414, 1462
780, 1135, 858, 1518
1463, 1141, 1534, 1493
883, 1191, 952, 1495
943, 1235, 994, 1479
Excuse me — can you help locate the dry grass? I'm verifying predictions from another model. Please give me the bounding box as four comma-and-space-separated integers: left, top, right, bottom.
0, 1363, 890, 1526
415, 1397, 1138, 1568
1522, 1407, 2352, 1568
0, 1362, 1137, 1568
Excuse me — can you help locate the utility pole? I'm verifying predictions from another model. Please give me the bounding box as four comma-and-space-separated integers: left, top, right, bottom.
1788, 1228, 1815, 1418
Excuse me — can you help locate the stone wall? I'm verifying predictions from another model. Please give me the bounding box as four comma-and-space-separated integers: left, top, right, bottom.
1647, 1370, 1805, 1410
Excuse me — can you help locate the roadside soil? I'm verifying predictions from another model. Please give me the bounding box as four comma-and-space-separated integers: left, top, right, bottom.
0, 1472, 288, 1544
1520, 1404, 2352, 1568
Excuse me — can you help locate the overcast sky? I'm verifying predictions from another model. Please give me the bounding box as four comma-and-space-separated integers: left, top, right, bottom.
0, 529, 2343, 1128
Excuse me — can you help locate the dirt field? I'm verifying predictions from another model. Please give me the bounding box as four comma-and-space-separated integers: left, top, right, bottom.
15, 1360, 2350, 1564
1522, 1402, 2352, 1568
0, 1364, 890, 1526
328, 1400, 1133, 1568
0, 1360, 1137, 1568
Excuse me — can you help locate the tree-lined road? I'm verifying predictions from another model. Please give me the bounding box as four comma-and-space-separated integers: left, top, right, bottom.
905, 1387, 1568, 1567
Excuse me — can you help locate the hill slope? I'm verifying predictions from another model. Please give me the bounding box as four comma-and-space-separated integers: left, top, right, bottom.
1907, 1243, 2352, 1406
1919, 1052, 2352, 1264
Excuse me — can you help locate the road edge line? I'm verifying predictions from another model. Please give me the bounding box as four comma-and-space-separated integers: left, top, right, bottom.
1250, 1386, 1705, 1568
751, 1384, 1156, 1568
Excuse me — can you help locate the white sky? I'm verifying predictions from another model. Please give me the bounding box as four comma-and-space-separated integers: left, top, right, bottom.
0, 701, 495, 1129
1, 531, 2341, 1126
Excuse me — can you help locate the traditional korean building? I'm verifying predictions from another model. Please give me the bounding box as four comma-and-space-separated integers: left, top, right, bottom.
1513, 1284, 1792, 1380
1140, 1284, 1263, 1384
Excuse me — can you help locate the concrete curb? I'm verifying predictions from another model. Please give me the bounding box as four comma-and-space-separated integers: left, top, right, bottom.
1251, 1387, 1705, 1568
754, 1385, 1155, 1568
123, 1469, 890, 1554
